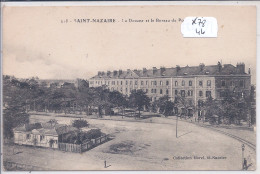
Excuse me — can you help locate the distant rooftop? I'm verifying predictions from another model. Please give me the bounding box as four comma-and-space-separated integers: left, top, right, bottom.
90, 63, 249, 79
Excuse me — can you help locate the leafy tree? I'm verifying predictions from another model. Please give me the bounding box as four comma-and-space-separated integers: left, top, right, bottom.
203, 97, 222, 124
72, 119, 89, 129
62, 129, 102, 144
108, 91, 127, 107
88, 86, 111, 117
77, 79, 89, 90
163, 101, 175, 116
203, 88, 251, 125
108, 91, 128, 115
221, 89, 248, 125
3, 76, 30, 139
76, 129, 102, 144
249, 85, 256, 125
48, 89, 65, 113
47, 119, 58, 126
153, 95, 174, 116
76, 87, 91, 115
174, 92, 195, 118
129, 89, 150, 117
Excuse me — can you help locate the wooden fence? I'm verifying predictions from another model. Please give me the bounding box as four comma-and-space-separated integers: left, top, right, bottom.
58, 143, 82, 153
58, 134, 109, 153
81, 140, 94, 152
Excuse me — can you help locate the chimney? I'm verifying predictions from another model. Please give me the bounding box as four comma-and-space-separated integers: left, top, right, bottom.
236, 63, 245, 74
98, 71, 102, 76
248, 68, 251, 75
217, 61, 222, 72
101, 71, 105, 76
176, 65, 181, 74
160, 67, 166, 76
143, 68, 147, 74
199, 63, 205, 72
119, 69, 123, 76
153, 67, 157, 74
107, 71, 111, 76
113, 70, 118, 76
127, 69, 131, 74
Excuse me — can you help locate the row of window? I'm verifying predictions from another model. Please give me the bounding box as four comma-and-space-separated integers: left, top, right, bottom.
221, 80, 244, 87
92, 79, 212, 87
177, 90, 211, 98
95, 80, 170, 86
109, 87, 211, 98
92, 79, 246, 89
151, 89, 170, 95
175, 80, 211, 87
219, 91, 244, 98
110, 87, 170, 95
26, 134, 57, 143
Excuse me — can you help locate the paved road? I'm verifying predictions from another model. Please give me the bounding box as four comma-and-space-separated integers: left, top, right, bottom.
3, 115, 256, 170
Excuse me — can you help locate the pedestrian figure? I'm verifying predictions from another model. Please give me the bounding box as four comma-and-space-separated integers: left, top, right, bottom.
243, 158, 247, 170
104, 160, 106, 168
243, 156, 253, 170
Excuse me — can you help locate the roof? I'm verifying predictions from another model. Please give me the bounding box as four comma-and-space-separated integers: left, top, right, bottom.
13, 125, 28, 132
90, 63, 249, 79
45, 129, 59, 136
14, 123, 43, 132
14, 123, 78, 136
41, 122, 55, 129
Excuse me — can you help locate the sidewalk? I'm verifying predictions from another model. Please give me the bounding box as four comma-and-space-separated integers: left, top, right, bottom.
163, 116, 256, 146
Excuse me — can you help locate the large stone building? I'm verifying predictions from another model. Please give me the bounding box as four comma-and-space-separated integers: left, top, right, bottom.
89, 62, 251, 116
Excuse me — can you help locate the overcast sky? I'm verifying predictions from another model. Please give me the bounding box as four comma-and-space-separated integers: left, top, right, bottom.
3, 6, 256, 84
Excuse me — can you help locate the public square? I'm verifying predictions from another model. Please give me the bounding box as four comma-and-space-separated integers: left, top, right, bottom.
3, 114, 256, 170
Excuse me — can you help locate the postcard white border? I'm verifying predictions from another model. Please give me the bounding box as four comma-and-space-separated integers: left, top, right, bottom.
0, 1, 259, 174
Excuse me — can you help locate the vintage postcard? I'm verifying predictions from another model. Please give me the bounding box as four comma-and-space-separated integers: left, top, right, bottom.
1, 5, 256, 171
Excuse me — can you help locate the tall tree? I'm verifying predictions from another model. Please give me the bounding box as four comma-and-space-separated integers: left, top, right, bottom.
174, 92, 195, 118
3, 76, 30, 139
153, 95, 174, 116
129, 89, 150, 117
249, 85, 256, 125
203, 96, 222, 124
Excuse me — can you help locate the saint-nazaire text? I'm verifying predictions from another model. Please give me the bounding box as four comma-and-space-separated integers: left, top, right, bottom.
61, 18, 116, 23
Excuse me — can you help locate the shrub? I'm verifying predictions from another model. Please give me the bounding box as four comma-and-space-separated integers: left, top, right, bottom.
72, 119, 89, 129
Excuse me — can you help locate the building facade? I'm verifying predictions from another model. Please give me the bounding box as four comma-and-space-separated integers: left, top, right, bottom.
89, 63, 251, 116
13, 123, 79, 149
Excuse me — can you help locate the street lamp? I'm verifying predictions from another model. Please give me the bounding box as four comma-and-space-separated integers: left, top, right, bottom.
242, 144, 245, 170
176, 115, 178, 138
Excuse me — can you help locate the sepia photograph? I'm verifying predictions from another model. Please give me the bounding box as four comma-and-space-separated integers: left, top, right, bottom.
1, 4, 257, 171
